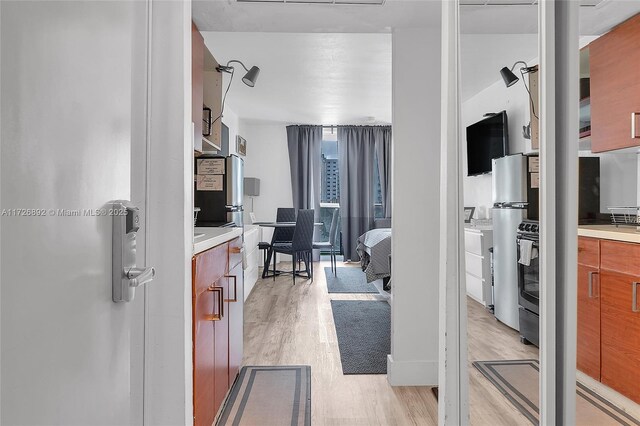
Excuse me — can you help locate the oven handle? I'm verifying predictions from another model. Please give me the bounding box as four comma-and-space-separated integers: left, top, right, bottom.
588, 271, 599, 299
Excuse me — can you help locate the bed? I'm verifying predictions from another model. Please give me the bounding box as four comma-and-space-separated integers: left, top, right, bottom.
356, 228, 392, 287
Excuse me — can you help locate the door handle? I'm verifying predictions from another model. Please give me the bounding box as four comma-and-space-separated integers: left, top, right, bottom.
632, 112, 640, 138
225, 275, 238, 302
207, 286, 224, 321
112, 200, 156, 302
126, 267, 156, 288
632, 282, 639, 313
588, 271, 599, 298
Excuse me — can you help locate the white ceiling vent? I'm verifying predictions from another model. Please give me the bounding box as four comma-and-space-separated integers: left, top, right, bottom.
460, 0, 605, 6
236, 0, 386, 5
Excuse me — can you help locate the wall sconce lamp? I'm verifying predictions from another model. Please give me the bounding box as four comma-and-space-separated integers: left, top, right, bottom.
499, 60, 538, 119
213, 60, 260, 124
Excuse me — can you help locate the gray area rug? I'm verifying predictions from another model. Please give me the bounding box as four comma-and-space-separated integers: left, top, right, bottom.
330, 300, 390, 374
473, 359, 640, 426
325, 267, 377, 293
217, 365, 311, 426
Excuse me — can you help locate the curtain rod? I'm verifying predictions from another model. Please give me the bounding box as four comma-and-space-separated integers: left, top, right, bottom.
320, 124, 391, 128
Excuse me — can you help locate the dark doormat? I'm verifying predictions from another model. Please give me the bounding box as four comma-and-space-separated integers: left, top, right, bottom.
217, 365, 311, 426
473, 359, 640, 426
325, 267, 377, 293
330, 300, 390, 374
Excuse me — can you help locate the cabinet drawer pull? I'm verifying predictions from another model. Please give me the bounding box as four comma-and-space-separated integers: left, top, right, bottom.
588, 271, 599, 298
633, 282, 639, 313
230, 246, 244, 254
224, 275, 238, 302
207, 286, 224, 321
632, 112, 640, 139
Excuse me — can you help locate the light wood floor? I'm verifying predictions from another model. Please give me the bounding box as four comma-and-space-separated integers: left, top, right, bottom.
243, 261, 538, 425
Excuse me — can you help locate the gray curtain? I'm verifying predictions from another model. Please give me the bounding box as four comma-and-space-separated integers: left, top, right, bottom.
338, 126, 391, 260
375, 127, 392, 218
286, 125, 322, 216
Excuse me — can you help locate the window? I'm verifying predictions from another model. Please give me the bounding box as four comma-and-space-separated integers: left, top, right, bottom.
317, 127, 385, 250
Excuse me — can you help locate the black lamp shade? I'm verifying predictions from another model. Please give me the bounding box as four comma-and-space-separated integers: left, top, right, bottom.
500, 67, 519, 87
242, 66, 260, 87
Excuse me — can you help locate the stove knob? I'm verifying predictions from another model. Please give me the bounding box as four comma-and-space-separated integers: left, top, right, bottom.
525, 224, 532, 232
519, 223, 525, 231
532, 225, 538, 233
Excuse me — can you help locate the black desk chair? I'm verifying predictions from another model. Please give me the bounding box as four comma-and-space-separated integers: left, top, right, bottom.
272, 209, 315, 284
261, 207, 296, 278
313, 208, 340, 276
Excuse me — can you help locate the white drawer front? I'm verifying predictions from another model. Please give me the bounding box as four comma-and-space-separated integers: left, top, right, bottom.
466, 272, 484, 304
465, 252, 484, 278
244, 248, 260, 271
464, 231, 483, 256
243, 227, 260, 252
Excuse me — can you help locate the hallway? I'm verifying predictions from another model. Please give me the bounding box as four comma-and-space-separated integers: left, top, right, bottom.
243, 261, 538, 425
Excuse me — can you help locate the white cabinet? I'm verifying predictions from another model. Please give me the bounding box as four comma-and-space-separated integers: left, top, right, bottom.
464, 227, 493, 307
243, 225, 260, 300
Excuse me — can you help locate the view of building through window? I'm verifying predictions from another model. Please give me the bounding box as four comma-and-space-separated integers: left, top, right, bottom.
317, 129, 384, 251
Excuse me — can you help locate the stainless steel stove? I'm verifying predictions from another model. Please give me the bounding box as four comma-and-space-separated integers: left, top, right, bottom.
517, 220, 539, 346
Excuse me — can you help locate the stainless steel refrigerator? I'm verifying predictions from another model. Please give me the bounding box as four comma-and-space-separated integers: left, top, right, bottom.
492, 154, 527, 331
194, 154, 244, 227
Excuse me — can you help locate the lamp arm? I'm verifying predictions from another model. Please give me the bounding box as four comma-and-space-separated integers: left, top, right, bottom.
226, 60, 250, 73
510, 60, 529, 72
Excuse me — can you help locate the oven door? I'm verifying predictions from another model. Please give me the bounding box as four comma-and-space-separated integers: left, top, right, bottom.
517, 237, 540, 315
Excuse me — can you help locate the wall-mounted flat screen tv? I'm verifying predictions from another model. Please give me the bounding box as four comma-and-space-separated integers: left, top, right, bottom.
466, 111, 509, 176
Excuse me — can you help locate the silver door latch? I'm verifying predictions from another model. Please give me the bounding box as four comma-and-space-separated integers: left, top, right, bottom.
112, 200, 155, 302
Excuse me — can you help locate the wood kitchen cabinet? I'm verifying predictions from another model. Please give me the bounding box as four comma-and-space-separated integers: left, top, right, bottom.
213, 275, 230, 412
577, 236, 640, 403
192, 237, 244, 426
577, 237, 601, 381
599, 240, 640, 404
589, 13, 640, 152
192, 22, 204, 153
227, 262, 244, 384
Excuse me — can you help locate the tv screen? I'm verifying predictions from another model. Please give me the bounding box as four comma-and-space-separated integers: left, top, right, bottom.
466, 111, 509, 176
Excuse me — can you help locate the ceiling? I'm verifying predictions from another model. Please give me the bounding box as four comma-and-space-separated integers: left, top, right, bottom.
202, 32, 391, 125
195, 0, 640, 124
193, 0, 441, 33
460, 0, 640, 34
460, 34, 538, 101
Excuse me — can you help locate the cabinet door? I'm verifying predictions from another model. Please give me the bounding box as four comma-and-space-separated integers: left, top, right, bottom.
577, 264, 601, 380
191, 22, 204, 152
600, 271, 640, 403
227, 262, 244, 384
590, 14, 640, 152
213, 276, 230, 413
193, 287, 215, 426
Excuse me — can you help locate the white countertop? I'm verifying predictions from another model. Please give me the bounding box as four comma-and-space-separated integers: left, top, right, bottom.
193, 226, 243, 255
464, 224, 493, 232
578, 225, 640, 244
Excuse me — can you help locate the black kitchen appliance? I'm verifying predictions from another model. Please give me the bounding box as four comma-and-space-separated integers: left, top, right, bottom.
517, 219, 539, 346
194, 154, 244, 227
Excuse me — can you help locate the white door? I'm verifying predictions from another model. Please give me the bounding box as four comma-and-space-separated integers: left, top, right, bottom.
1, 1, 149, 424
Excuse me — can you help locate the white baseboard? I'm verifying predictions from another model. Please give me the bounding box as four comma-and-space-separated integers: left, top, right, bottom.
386, 355, 438, 386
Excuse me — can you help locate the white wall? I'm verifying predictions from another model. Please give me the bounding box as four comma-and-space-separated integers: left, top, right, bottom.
462, 76, 638, 218
240, 122, 294, 241
223, 107, 241, 156
461, 77, 535, 217
388, 25, 441, 386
